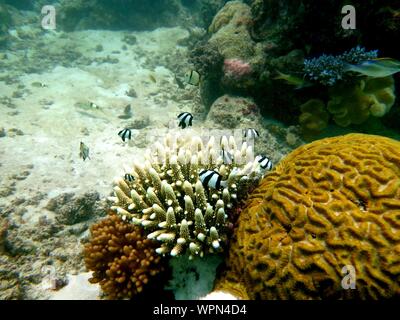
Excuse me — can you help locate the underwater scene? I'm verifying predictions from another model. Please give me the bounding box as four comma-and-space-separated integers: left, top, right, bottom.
0, 0, 400, 301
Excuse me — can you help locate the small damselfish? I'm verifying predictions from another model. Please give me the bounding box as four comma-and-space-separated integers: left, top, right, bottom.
199, 170, 227, 189
118, 128, 132, 142
79, 141, 90, 161
177, 112, 193, 129
256, 155, 273, 170
124, 173, 135, 182
220, 148, 233, 165
244, 128, 260, 139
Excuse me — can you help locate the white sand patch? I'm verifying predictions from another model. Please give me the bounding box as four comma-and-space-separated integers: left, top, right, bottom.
49, 272, 101, 300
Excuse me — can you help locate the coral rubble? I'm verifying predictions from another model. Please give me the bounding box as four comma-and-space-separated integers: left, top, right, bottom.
215, 133, 400, 299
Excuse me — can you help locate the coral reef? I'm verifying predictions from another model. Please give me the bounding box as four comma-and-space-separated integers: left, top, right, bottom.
84, 213, 165, 299
303, 47, 378, 86
327, 76, 395, 127
214, 133, 400, 299
222, 58, 254, 90
108, 130, 264, 259
223, 59, 252, 79
204, 1, 265, 93
189, 41, 224, 107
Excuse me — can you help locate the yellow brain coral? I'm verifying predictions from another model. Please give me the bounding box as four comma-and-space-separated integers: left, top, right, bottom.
215, 133, 400, 299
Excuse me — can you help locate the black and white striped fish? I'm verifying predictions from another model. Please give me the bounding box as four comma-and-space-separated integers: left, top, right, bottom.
118, 128, 132, 142
243, 128, 260, 139
220, 148, 233, 165
199, 170, 227, 189
256, 155, 273, 170
124, 173, 135, 182
177, 112, 193, 129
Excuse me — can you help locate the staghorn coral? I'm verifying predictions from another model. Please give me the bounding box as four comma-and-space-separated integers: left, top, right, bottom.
84, 213, 164, 299
108, 130, 264, 259
214, 133, 400, 299
304, 46, 378, 86
327, 76, 395, 127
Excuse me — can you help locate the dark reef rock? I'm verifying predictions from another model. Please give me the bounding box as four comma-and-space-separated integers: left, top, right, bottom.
0, 3, 12, 47
58, 0, 183, 31
55, 0, 230, 32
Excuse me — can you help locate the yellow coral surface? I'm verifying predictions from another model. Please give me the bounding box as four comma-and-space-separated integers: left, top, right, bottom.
216, 133, 400, 299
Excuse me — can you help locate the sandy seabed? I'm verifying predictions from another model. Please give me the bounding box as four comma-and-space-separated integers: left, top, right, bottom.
0, 26, 203, 299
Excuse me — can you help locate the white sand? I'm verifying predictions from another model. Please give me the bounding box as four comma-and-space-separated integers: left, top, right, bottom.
0, 27, 196, 223
0, 27, 202, 299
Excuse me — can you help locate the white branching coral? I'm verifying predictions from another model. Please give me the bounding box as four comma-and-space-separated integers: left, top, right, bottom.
108, 131, 264, 259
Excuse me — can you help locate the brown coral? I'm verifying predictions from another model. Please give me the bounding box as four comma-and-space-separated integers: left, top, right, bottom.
215, 133, 400, 299
84, 213, 165, 299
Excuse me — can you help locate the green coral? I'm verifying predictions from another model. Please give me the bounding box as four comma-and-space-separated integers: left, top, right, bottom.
327, 76, 395, 127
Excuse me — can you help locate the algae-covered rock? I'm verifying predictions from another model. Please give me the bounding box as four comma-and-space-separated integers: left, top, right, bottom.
205, 94, 263, 129
46, 192, 107, 225
189, 1, 267, 104
208, 1, 264, 64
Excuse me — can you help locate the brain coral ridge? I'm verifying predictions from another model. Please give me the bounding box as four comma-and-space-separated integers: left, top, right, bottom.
215, 133, 400, 299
